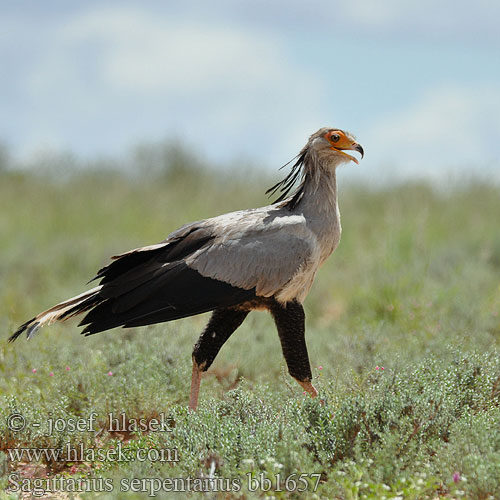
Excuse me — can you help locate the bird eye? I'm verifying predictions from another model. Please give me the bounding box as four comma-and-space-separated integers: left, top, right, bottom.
330, 134, 340, 142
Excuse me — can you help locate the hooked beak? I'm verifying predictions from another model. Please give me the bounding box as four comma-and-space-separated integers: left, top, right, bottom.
332, 141, 364, 164
352, 143, 364, 159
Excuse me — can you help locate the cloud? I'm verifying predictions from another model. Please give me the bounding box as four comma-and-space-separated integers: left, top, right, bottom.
293, 0, 500, 45
363, 84, 500, 180
19, 5, 326, 165
338, 0, 500, 39
2, 2, 499, 182
177, 0, 500, 46
62, 8, 281, 93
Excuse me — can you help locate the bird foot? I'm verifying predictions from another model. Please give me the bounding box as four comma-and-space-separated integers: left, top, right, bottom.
298, 380, 319, 398
298, 380, 325, 405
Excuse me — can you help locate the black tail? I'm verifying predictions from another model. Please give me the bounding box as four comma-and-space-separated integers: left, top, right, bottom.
11, 233, 255, 340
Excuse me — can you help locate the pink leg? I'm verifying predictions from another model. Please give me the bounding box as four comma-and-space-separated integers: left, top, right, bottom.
189, 360, 203, 411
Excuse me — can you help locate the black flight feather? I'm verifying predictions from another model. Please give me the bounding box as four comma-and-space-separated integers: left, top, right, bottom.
79, 263, 255, 335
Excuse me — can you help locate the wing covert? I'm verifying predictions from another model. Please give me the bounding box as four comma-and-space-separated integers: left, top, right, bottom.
186, 213, 316, 297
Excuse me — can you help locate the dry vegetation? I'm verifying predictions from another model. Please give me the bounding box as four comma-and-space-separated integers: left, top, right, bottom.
1, 148, 500, 498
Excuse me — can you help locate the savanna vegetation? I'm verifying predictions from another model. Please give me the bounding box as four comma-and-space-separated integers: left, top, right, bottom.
1, 144, 499, 498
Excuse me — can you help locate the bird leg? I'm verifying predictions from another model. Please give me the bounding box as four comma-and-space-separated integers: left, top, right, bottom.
189, 360, 203, 411
189, 308, 249, 411
270, 299, 319, 399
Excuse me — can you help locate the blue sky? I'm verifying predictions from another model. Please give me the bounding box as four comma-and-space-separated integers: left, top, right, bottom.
1, 0, 499, 181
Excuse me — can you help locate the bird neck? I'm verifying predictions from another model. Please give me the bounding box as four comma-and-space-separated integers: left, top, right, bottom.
296, 152, 342, 263
297, 152, 339, 217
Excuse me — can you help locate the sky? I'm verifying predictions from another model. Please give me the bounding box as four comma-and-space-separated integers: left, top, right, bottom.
1, 0, 499, 181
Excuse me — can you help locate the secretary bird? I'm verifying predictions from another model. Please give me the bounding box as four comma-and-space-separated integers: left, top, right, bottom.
10, 127, 363, 410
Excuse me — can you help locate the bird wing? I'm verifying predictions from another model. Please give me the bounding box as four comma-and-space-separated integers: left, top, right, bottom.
186, 207, 316, 297
17, 206, 315, 337
72, 220, 258, 334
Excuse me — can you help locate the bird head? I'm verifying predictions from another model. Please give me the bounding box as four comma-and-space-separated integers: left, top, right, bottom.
266, 126, 364, 205
309, 127, 364, 165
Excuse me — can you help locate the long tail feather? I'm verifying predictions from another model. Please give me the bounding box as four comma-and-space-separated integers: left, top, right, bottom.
9, 286, 103, 342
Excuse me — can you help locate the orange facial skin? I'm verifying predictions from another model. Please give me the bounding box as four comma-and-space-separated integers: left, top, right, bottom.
323, 130, 364, 164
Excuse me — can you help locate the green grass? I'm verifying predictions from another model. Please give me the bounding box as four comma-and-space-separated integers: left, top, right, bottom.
1, 166, 500, 499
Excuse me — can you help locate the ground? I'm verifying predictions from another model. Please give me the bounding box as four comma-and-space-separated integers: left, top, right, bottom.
1, 168, 499, 499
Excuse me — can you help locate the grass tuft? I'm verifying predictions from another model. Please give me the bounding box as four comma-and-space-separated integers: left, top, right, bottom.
1, 168, 500, 498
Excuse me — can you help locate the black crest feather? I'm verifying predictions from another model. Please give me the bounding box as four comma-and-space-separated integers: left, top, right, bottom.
265, 150, 307, 209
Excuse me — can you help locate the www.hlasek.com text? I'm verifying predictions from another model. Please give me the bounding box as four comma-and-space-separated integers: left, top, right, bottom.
7, 442, 179, 464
